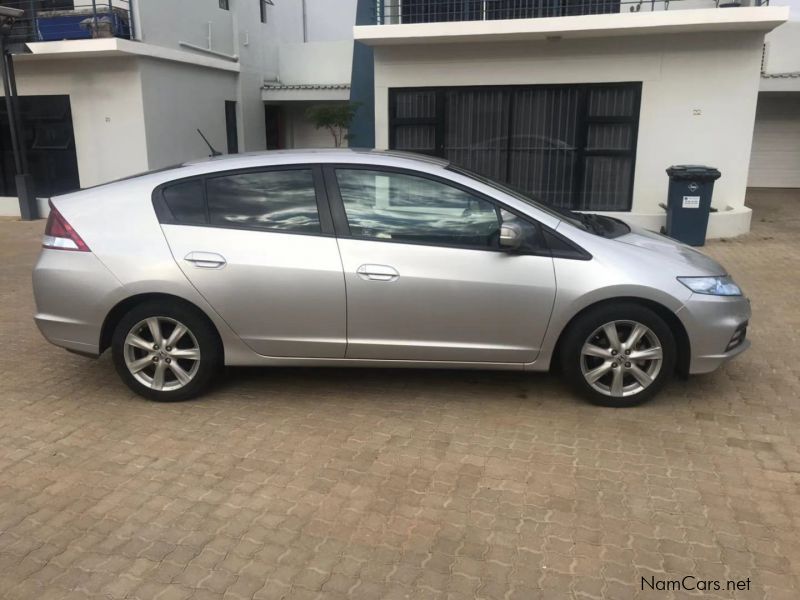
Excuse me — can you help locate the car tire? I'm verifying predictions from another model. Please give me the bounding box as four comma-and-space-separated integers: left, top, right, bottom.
559, 302, 677, 407
111, 300, 221, 401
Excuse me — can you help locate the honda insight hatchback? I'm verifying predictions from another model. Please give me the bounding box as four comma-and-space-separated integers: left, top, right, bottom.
33, 149, 750, 407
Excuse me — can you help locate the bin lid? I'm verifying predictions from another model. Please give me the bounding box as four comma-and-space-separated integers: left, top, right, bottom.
666, 165, 721, 181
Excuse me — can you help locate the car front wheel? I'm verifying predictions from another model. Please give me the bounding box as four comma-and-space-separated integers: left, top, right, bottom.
111, 301, 221, 401
560, 303, 677, 407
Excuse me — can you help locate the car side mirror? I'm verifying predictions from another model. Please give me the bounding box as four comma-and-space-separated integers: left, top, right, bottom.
499, 223, 522, 251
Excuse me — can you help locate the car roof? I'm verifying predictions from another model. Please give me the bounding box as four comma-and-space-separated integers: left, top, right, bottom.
57, 146, 563, 231
182, 148, 450, 169
67, 149, 451, 199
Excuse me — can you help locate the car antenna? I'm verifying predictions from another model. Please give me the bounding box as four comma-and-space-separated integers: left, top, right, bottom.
197, 129, 222, 157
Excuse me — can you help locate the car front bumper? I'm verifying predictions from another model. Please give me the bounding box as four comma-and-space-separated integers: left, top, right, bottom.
677, 293, 752, 375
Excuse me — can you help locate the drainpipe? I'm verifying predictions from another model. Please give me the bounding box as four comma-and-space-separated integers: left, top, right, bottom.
230, 1, 244, 150
301, 0, 307, 42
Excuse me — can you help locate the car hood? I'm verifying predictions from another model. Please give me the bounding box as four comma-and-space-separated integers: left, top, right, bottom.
613, 226, 726, 276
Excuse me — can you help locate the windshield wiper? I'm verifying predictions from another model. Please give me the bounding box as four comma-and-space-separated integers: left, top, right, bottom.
543, 205, 592, 230
576, 213, 632, 238
570, 211, 605, 234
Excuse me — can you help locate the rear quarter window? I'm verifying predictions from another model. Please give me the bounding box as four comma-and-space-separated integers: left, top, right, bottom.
162, 179, 205, 225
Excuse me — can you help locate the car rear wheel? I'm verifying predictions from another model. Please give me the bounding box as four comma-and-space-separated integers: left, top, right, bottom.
111, 301, 221, 401
560, 303, 676, 407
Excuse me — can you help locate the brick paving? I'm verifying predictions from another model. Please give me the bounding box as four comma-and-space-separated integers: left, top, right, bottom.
0, 189, 799, 599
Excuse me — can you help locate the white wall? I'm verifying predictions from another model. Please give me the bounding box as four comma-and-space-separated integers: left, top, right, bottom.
279, 102, 348, 148
262, 0, 357, 83
136, 0, 270, 154
372, 31, 765, 236
635, 33, 763, 218
748, 93, 800, 187
11, 56, 149, 188
236, 68, 269, 152
0, 0, 355, 216
762, 0, 800, 78
259, 0, 356, 44
136, 0, 236, 55
10, 52, 257, 194
276, 41, 354, 85
762, 21, 800, 75
304, 0, 358, 42
258, 1, 357, 154
261, 0, 305, 45
139, 59, 239, 169
231, 0, 273, 152
752, 6, 799, 188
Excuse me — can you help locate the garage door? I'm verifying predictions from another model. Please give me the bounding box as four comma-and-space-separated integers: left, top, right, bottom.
748, 93, 800, 188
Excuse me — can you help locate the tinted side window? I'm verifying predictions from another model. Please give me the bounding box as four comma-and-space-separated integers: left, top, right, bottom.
163, 179, 206, 225
206, 170, 320, 233
335, 169, 500, 250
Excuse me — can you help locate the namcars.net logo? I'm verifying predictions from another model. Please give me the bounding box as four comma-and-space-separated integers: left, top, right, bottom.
641, 576, 752, 592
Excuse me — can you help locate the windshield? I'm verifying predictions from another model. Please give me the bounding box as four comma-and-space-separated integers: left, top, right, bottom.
447, 164, 630, 238
447, 165, 585, 226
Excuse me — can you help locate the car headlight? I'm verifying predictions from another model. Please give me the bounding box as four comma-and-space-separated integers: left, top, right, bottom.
677, 275, 742, 296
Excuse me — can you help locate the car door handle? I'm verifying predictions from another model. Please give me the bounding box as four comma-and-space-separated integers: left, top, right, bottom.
357, 264, 399, 282
184, 251, 226, 269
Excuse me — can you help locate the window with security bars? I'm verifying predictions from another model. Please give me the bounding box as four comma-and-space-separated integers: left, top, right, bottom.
389, 83, 641, 211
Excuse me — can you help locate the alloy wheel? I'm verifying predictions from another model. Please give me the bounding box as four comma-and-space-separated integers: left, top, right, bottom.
580, 320, 663, 398
123, 317, 201, 391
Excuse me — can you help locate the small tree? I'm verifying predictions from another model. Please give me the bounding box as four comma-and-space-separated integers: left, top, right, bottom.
305, 102, 359, 148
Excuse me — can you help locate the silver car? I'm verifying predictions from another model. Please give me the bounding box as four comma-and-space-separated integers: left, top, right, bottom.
32, 149, 750, 407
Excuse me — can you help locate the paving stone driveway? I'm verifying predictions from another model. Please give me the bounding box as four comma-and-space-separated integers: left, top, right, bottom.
1, 189, 799, 600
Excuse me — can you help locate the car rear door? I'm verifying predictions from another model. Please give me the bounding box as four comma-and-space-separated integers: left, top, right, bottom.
155, 165, 346, 358
324, 165, 556, 363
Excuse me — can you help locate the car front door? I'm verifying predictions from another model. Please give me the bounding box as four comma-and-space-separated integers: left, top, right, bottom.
325, 166, 556, 363
158, 166, 346, 358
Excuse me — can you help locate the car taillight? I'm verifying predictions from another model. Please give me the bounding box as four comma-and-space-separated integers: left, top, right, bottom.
43, 202, 90, 252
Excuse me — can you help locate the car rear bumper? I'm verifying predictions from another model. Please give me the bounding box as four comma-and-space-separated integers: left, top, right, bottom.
677, 293, 752, 375
33, 249, 122, 356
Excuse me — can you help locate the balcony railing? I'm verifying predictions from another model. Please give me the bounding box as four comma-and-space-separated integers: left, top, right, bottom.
3, 1, 134, 45
371, 0, 770, 24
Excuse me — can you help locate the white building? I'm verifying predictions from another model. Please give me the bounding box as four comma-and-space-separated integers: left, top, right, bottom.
0, 0, 356, 216
0, 0, 793, 240
749, 13, 800, 188
354, 1, 789, 238
260, 0, 356, 149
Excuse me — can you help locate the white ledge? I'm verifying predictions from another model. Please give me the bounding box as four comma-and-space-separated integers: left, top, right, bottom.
262, 87, 351, 101
178, 41, 238, 62
23, 38, 241, 72
354, 7, 789, 45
